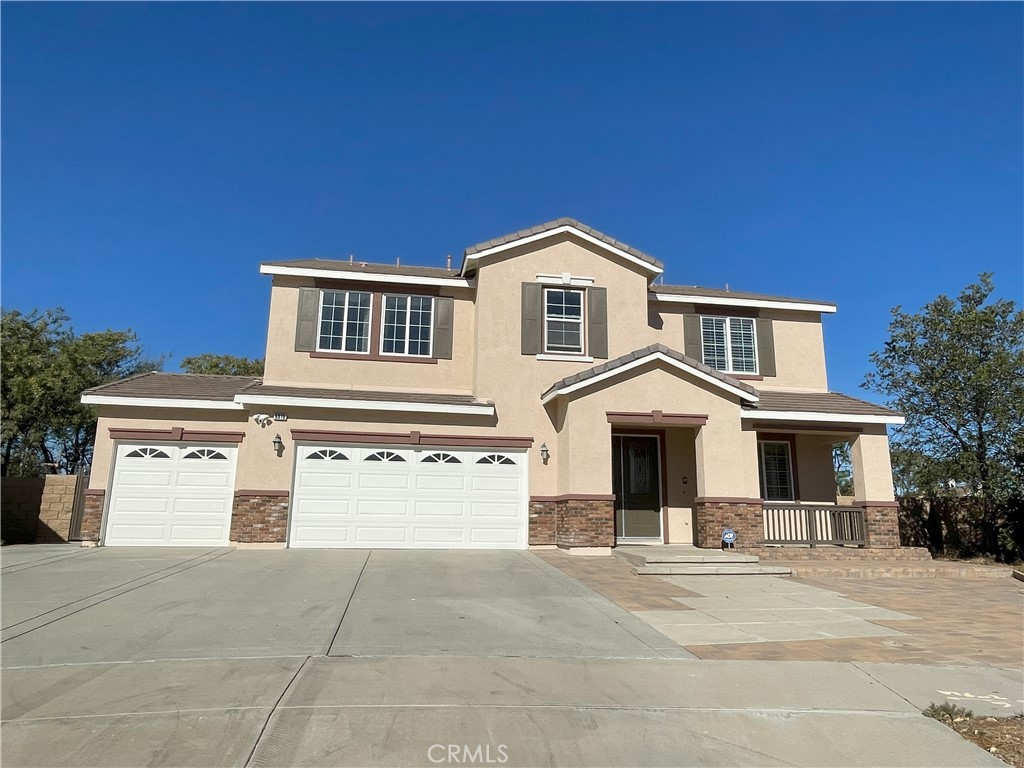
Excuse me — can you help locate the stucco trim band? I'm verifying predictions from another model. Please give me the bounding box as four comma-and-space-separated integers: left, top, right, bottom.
606, 411, 708, 426
235, 490, 290, 498
530, 494, 617, 502
108, 427, 246, 443
289, 429, 534, 449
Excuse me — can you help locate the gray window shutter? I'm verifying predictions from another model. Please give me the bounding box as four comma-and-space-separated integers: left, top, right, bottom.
521, 283, 542, 355
756, 317, 776, 377
588, 287, 608, 359
432, 296, 454, 360
295, 287, 319, 352
683, 314, 702, 361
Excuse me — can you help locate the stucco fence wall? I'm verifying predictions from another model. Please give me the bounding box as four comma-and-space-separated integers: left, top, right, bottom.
1, 475, 85, 544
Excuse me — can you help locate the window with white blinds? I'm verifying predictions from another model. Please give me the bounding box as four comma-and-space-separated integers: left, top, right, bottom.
701, 316, 757, 374
759, 441, 794, 501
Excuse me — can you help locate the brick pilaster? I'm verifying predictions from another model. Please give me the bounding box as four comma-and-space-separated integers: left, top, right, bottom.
694, 499, 764, 549
230, 493, 290, 544
862, 502, 901, 548
79, 491, 105, 541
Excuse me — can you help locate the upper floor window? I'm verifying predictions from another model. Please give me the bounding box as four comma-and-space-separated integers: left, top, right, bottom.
701, 316, 757, 374
545, 288, 584, 354
319, 290, 371, 353
383, 295, 433, 357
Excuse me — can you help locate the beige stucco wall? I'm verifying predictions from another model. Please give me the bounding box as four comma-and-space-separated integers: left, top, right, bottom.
851, 427, 896, 502
262, 276, 476, 393
664, 427, 698, 543
793, 433, 839, 503
651, 303, 829, 392
556, 363, 760, 501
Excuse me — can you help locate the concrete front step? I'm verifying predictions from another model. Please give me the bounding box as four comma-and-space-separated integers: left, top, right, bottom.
634, 564, 792, 576
614, 546, 759, 568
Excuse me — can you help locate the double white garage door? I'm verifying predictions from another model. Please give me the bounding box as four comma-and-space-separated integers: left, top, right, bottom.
289, 444, 528, 549
105, 442, 528, 549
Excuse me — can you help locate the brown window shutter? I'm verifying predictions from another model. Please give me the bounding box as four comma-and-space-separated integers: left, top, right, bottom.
432, 296, 454, 360
588, 287, 608, 359
521, 283, 542, 355
683, 314, 702, 361
756, 317, 776, 377
295, 287, 319, 352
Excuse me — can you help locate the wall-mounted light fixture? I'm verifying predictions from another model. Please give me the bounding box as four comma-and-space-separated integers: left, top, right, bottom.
540, 442, 550, 463
272, 434, 284, 454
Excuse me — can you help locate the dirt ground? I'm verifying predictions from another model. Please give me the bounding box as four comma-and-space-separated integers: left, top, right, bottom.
938, 715, 1024, 768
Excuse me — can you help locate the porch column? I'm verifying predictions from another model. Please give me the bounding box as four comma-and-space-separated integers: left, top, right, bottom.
851, 427, 900, 548
693, 425, 762, 548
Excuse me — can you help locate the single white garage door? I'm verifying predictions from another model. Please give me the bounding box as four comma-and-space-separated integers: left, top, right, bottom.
104, 443, 238, 546
289, 444, 528, 549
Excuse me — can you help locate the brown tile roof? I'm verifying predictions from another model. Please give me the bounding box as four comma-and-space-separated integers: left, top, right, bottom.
541, 344, 759, 401
653, 284, 835, 307
245, 383, 491, 407
747, 391, 902, 417
463, 218, 665, 270
261, 258, 463, 280
82, 372, 261, 400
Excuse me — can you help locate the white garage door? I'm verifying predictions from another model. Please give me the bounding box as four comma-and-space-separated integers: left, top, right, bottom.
289, 444, 528, 549
104, 443, 238, 546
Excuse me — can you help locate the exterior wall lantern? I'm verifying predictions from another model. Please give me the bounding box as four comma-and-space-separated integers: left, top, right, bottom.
272, 434, 285, 456
539, 443, 550, 464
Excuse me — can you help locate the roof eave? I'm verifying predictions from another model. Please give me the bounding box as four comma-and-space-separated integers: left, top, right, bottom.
650, 292, 837, 314
740, 409, 905, 426
260, 263, 472, 288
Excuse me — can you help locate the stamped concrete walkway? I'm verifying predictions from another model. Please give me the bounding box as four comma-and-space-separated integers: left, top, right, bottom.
537, 551, 1023, 669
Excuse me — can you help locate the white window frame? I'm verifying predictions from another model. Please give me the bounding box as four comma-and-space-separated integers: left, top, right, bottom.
758, 440, 795, 502
316, 290, 373, 354
380, 294, 434, 358
700, 315, 759, 374
543, 287, 586, 355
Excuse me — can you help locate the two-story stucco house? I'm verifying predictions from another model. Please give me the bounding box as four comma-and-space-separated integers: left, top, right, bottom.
80, 218, 904, 553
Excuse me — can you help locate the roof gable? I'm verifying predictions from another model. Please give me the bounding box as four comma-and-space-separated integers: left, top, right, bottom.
462, 218, 664, 276
540, 344, 760, 405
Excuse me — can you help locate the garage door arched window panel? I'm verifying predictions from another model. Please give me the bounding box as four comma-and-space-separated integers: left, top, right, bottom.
308, 449, 350, 461
365, 450, 405, 462
182, 448, 228, 460
422, 452, 461, 464
476, 454, 515, 465
124, 447, 170, 459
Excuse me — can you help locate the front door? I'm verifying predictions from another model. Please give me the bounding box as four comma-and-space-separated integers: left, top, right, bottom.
612, 435, 662, 539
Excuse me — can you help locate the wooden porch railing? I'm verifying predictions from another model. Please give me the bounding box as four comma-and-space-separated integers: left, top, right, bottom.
762, 504, 866, 547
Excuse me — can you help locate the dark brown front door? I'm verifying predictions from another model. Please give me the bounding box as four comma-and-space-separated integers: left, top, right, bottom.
612, 435, 662, 539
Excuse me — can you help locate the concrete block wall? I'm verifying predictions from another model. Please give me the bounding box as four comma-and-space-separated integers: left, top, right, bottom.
1, 475, 82, 544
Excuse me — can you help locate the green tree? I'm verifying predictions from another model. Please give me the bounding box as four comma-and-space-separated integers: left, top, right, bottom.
1, 309, 163, 476
863, 274, 1024, 558
832, 442, 854, 496
180, 353, 264, 376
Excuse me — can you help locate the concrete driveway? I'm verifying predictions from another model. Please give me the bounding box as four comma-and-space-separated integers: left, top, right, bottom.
0, 545, 1009, 767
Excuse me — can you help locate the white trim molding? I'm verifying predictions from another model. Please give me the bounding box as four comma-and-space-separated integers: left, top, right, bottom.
80, 395, 244, 410
464, 226, 664, 276
541, 351, 760, 405
537, 353, 595, 363
650, 292, 837, 314
536, 272, 595, 286
235, 393, 495, 417
260, 264, 472, 288
742, 410, 905, 425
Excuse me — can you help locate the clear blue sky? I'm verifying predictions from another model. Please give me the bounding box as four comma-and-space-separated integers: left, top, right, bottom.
3, 3, 1021, 401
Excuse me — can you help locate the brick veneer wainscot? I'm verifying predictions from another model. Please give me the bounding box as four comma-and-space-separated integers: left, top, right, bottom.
529, 500, 556, 545
694, 500, 764, 549
529, 497, 615, 548
80, 491, 105, 541
554, 498, 615, 548
230, 494, 289, 543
